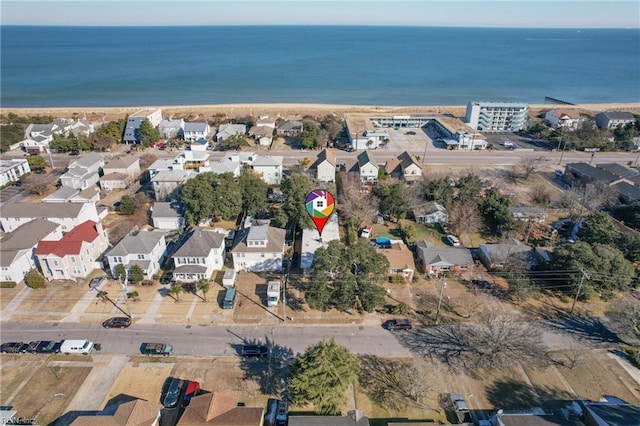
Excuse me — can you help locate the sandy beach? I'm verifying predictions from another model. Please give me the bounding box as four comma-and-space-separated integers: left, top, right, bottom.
2, 102, 640, 122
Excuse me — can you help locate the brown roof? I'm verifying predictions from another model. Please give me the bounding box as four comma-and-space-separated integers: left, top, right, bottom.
555, 108, 580, 119
70, 399, 160, 426
433, 116, 475, 135
105, 156, 139, 170
384, 159, 402, 175
178, 393, 264, 426
397, 151, 421, 170
377, 243, 416, 271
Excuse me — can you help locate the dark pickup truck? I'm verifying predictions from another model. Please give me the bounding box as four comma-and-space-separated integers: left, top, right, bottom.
240, 344, 268, 357
141, 342, 173, 356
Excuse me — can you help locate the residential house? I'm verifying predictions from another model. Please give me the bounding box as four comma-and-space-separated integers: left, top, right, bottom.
563, 163, 621, 186
43, 186, 101, 204
35, 220, 109, 280
312, 149, 336, 183
0, 219, 62, 283
182, 122, 211, 143
123, 109, 162, 144
487, 411, 583, 426
413, 201, 448, 224
21, 122, 59, 153
357, 151, 379, 184
216, 124, 247, 142
288, 410, 369, 426
251, 156, 283, 185
385, 151, 422, 182
276, 120, 303, 137
478, 238, 535, 271
208, 157, 242, 177
172, 227, 226, 282
225, 152, 256, 165
158, 118, 185, 139
256, 116, 276, 129
596, 162, 640, 186
415, 240, 474, 275
0, 202, 100, 232
231, 219, 286, 272
248, 125, 274, 146
377, 242, 415, 283
100, 157, 141, 191
67, 119, 95, 137
612, 181, 640, 204
579, 396, 640, 426
511, 206, 548, 222
151, 169, 196, 201
106, 231, 167, 280
60, 152, 105, 190
172, 150, 210, 172
147, 158, 176, 179
0, 159, 31, 186
69, 398, 160, 426
151, 202, 186, 230
594, 111, 636, 129
544, 108, 585, 129
177, 392, 264, 426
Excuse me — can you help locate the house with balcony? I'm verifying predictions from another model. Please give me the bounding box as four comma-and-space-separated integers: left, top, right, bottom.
312, 149, 336, 183
20, 122, 59, 153
415, 240, 474, 276
106, 231, 167, 280
384, 151, 422, 182
0, 202, 100, 233
35, 220, 109, 281
100, 157, 141, 191
172, 150, 210, 171
172, 228, 226, 282
595, 111, 636, 129
0, 219, 62, 283
0, 159, 31, 187
158, 118, 185, 139
216, 124, 247, 142
231, 219, 286, 272
182, 122, 211, 143
251, 156, 283, 185
356, 151, 379, 184
465, 101, 529, 132
544, 108, 585, 129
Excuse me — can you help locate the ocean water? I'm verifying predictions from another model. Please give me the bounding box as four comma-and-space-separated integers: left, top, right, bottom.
1, 25, 639, 107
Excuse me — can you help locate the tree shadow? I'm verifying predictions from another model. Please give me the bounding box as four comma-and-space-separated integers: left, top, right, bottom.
540, 315, 623, 345
486, 377, 575, 412
236, 336, 294, 397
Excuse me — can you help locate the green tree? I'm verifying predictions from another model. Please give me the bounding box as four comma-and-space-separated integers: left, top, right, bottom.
374, 181, 411, 222
273, 173, 315, 229
24, 269, 46, 289
616, 232, 640, 263
196, 279, 210, 302
300, 121, 321, 150
129, 265, 144, 284
423, 177, 454, 207
320, 116, 343, 141
239, 171, 268, 214
288, 338, 360, 415
181, 172, 243, 225
138, 118, 160, 147
578, 212, 620, 245
117, 195, 136, 215
481, 188, 513, 234
114, 264, 127, 281
26, 155, 48, 171
127, 290, 140, 301
0, 123, 27, 152
549, 242, 634, 299
169, 283, 183, 302
613, 203, 640, 230
456, 173, 483, 202
307, 240, 389, 312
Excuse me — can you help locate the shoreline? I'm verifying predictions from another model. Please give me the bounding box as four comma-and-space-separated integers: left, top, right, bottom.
2, 102, 640, 122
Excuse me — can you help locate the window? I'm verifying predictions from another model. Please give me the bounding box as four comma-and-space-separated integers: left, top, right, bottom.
71, 256, 76, 263
137, 254, 145, 260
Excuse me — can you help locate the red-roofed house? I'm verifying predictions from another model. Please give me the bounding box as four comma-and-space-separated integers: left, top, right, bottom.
35, 221, 109, 280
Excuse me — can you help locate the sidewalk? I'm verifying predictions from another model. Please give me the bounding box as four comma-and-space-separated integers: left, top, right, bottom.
0, 285, 32, 322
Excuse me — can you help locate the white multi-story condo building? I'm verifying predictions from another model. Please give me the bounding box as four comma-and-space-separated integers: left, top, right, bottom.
465, 101, 529, 132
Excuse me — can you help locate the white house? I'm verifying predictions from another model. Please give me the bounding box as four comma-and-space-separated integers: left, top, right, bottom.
544, 108, 585, 129
151, 202, 185, 230
151, 169, 195, 201
300, 213, 340, 273
182, 122, 211, 143
413, 201, 449, 224
248, 125, 274, 146
357, 151, 379, 184
216, 124, 247, 142
209, 157, 242, 177
595, 111, 636, 129
99, 157, 141, 191
0, 159, 31, 187
231, 220, 286, 272
0, 202, 100, 233
385, 151, 422, 182
171, 150, 210, 171
122, 109, 162, 144
106, 231, 167, 280
252, 156, 283, 185
172, 227, 226, 282
35, 220, 109, 281
60, 153, 104, 190
20, 123, 58, 152
158, 118, 185, 139
0, 219, 62, 283
312, 149, 336, 183
43, 186, 101, 204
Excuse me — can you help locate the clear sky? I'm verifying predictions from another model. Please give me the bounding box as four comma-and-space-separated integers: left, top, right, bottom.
2, 0, 639, 28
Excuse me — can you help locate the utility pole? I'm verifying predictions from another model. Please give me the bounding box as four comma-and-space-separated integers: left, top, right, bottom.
570, 268, 589, 315
435, 274, 447, 324
557, 127, 566, 166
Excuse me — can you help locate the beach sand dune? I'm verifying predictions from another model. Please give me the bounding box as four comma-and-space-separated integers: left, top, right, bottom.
2, 102, 639, 123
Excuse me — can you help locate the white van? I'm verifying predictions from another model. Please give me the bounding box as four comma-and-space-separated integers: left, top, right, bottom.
60, 339, 94, 355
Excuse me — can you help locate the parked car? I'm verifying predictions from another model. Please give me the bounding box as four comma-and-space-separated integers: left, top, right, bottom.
383, 319, 413, 331
240, 344, 268, 357
163, 378, 183, 408
140, 342, 173, 356
0, 342, 28, 353
102, 317, 131, 329
89, 275, 106, 289
445, 235, 460, 246
275, 399, 288, 426
555, 169, 564, 178
27, 340, 60, 354
182, 381, 200, 408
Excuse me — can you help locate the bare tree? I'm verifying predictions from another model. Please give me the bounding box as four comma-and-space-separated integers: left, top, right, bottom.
530, 186, 552, 207
21, 173, 58, 195
338, 175, 379, 231
447, 198, 481, 237
582, 181, 618, 212
359, 356, 443, 412
443, 287, 489, 319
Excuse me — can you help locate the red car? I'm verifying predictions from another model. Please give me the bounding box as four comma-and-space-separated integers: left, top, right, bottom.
182, 381, 200, 407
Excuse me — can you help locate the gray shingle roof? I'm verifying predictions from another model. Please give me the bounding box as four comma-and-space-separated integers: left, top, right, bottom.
2, 202, 85, 218
0, 219, 61, 267
416, 241, 473, 267
107, 231, 165, 256
173, 228, 225, 257
184, 122, 208, 132
151, 202, 184, 218
566, 163, 619, 184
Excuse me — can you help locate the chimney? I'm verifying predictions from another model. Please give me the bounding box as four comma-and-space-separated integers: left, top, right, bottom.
348, 410, 364, 422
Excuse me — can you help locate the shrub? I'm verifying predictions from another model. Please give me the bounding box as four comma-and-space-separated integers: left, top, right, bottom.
0, 281, 17, 288
24, 269, 46, 289
386, 302, 410, 315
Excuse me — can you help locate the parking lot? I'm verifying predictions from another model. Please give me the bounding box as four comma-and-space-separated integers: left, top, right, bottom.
483, 132, 553, 151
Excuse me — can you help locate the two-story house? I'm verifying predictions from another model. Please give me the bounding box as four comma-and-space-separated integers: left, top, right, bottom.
158, 118, 185, 139
544, 108, 585, 130
99, 157, 141, 191
312, 149, 337, 183
251, 156, 283, 185
0, 202, 100, 233
172, 228, 226, 282
151, 169, 196, 201
216, 124, 247, 142
0, 159, 31, 187
0, 219, 62, 283
231, 220, 286, 272
106, 231, 167, 280
60, 152, 104, 190
182, 122, 211, 143
35, 220, 109, 281
356, 151, 379, 184
43, 186, 101, 204
122, 109, 162, 144
595, 111, 636, 129
384, 151, 422, 182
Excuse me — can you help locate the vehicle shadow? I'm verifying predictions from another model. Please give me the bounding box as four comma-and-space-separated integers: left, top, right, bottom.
235, 336, 294, 396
